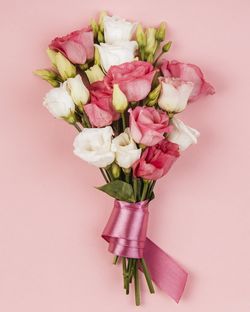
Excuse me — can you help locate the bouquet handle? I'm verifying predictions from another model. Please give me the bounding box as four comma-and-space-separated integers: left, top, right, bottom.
102, 200, 188, 303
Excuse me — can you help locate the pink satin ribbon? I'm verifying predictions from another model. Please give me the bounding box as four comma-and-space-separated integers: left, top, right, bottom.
102, 200, 188, 303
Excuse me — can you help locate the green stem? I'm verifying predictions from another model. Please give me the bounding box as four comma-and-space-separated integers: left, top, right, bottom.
141, 181, 149, 201
73, 123, 82, 132
100, 168, 109, 183
123, 168, 131, 184
113, 120, 120, 136
125, 259, 131, 295
134, 260, 140, 306
154, 51, 164, 65
133, 178, 138, 202
122, 258, 127, 289
148, 180, 156, 198
75, 107, 82, 120
82, 109, 91, 128
113, 255, 119, 265
127, 259, 133, 276
137, 179, 142, 200
128, 259, 136, 282
121, 113, 126, 131
105, 167, 114, 181
140, 259, 155, 293
125, 173, 130, 183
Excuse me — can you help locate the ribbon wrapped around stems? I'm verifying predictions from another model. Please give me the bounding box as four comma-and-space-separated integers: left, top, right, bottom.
102, 200, 188, 303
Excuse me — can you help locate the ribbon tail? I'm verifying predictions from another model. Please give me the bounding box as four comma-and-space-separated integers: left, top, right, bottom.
143, 238, 188, 303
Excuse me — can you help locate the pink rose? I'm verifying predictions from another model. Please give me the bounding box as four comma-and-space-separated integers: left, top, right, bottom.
105, 61, 156, 102
133, 140, 180, 180
161, 60, 215, 101
84, 81, 119, 128
129, 106, 172, 146
49, 27, 94, 64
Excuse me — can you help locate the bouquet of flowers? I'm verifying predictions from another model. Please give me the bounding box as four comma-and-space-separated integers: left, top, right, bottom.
35, 12, 215, 305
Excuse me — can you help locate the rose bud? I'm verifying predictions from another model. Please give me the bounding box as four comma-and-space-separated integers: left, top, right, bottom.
85, 65, 105, 84
112, 84, 128, 113
155, 22, 166, 42
64, 74, 90, 109
46, 48, 57, 67
97, 31, 104, 43
94, 47, 101, 66
136, 24, 147, 48
33, 69, 59, 87
145, 28, 157, 55
90, 19, 98, 39
43, 85, 75, 123
55, 52, 76, 81
111, 163, 121, 179
162, 41, 172, 53
99, 11, 108, 32
146, 84, 162, 106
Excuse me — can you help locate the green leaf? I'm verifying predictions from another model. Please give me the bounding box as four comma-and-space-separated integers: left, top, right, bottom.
96, 180, 136, 202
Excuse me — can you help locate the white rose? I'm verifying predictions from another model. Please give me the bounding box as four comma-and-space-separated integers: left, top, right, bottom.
64, 74, 89, 106
43, 85, 75, 118
103, 15, 137, 44
95, 41, 138, 72
111, 128, 141, 169
158, 78, 193, 113
168, 118, 200, 151
73, 126, 115, 168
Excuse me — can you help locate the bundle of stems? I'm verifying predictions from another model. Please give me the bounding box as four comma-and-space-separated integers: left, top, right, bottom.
113, 256, 155, 305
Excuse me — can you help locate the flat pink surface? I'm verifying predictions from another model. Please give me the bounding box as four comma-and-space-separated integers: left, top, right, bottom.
1, 1, 250, 311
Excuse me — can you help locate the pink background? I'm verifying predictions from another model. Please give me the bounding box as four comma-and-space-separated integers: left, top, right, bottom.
1, 0, 250, 311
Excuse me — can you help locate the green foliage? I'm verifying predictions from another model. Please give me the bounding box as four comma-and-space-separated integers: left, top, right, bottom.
96, 180, 136, 202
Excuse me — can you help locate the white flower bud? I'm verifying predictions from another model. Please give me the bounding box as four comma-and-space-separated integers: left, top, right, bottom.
64, 74, 90, 106
55, 52, 76, 81
43, 85, 75, 119
112, 84, 128, 113
85, 65, 105, 83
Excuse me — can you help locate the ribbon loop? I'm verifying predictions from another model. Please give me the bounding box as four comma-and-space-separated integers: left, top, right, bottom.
102, 200, 149, 258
